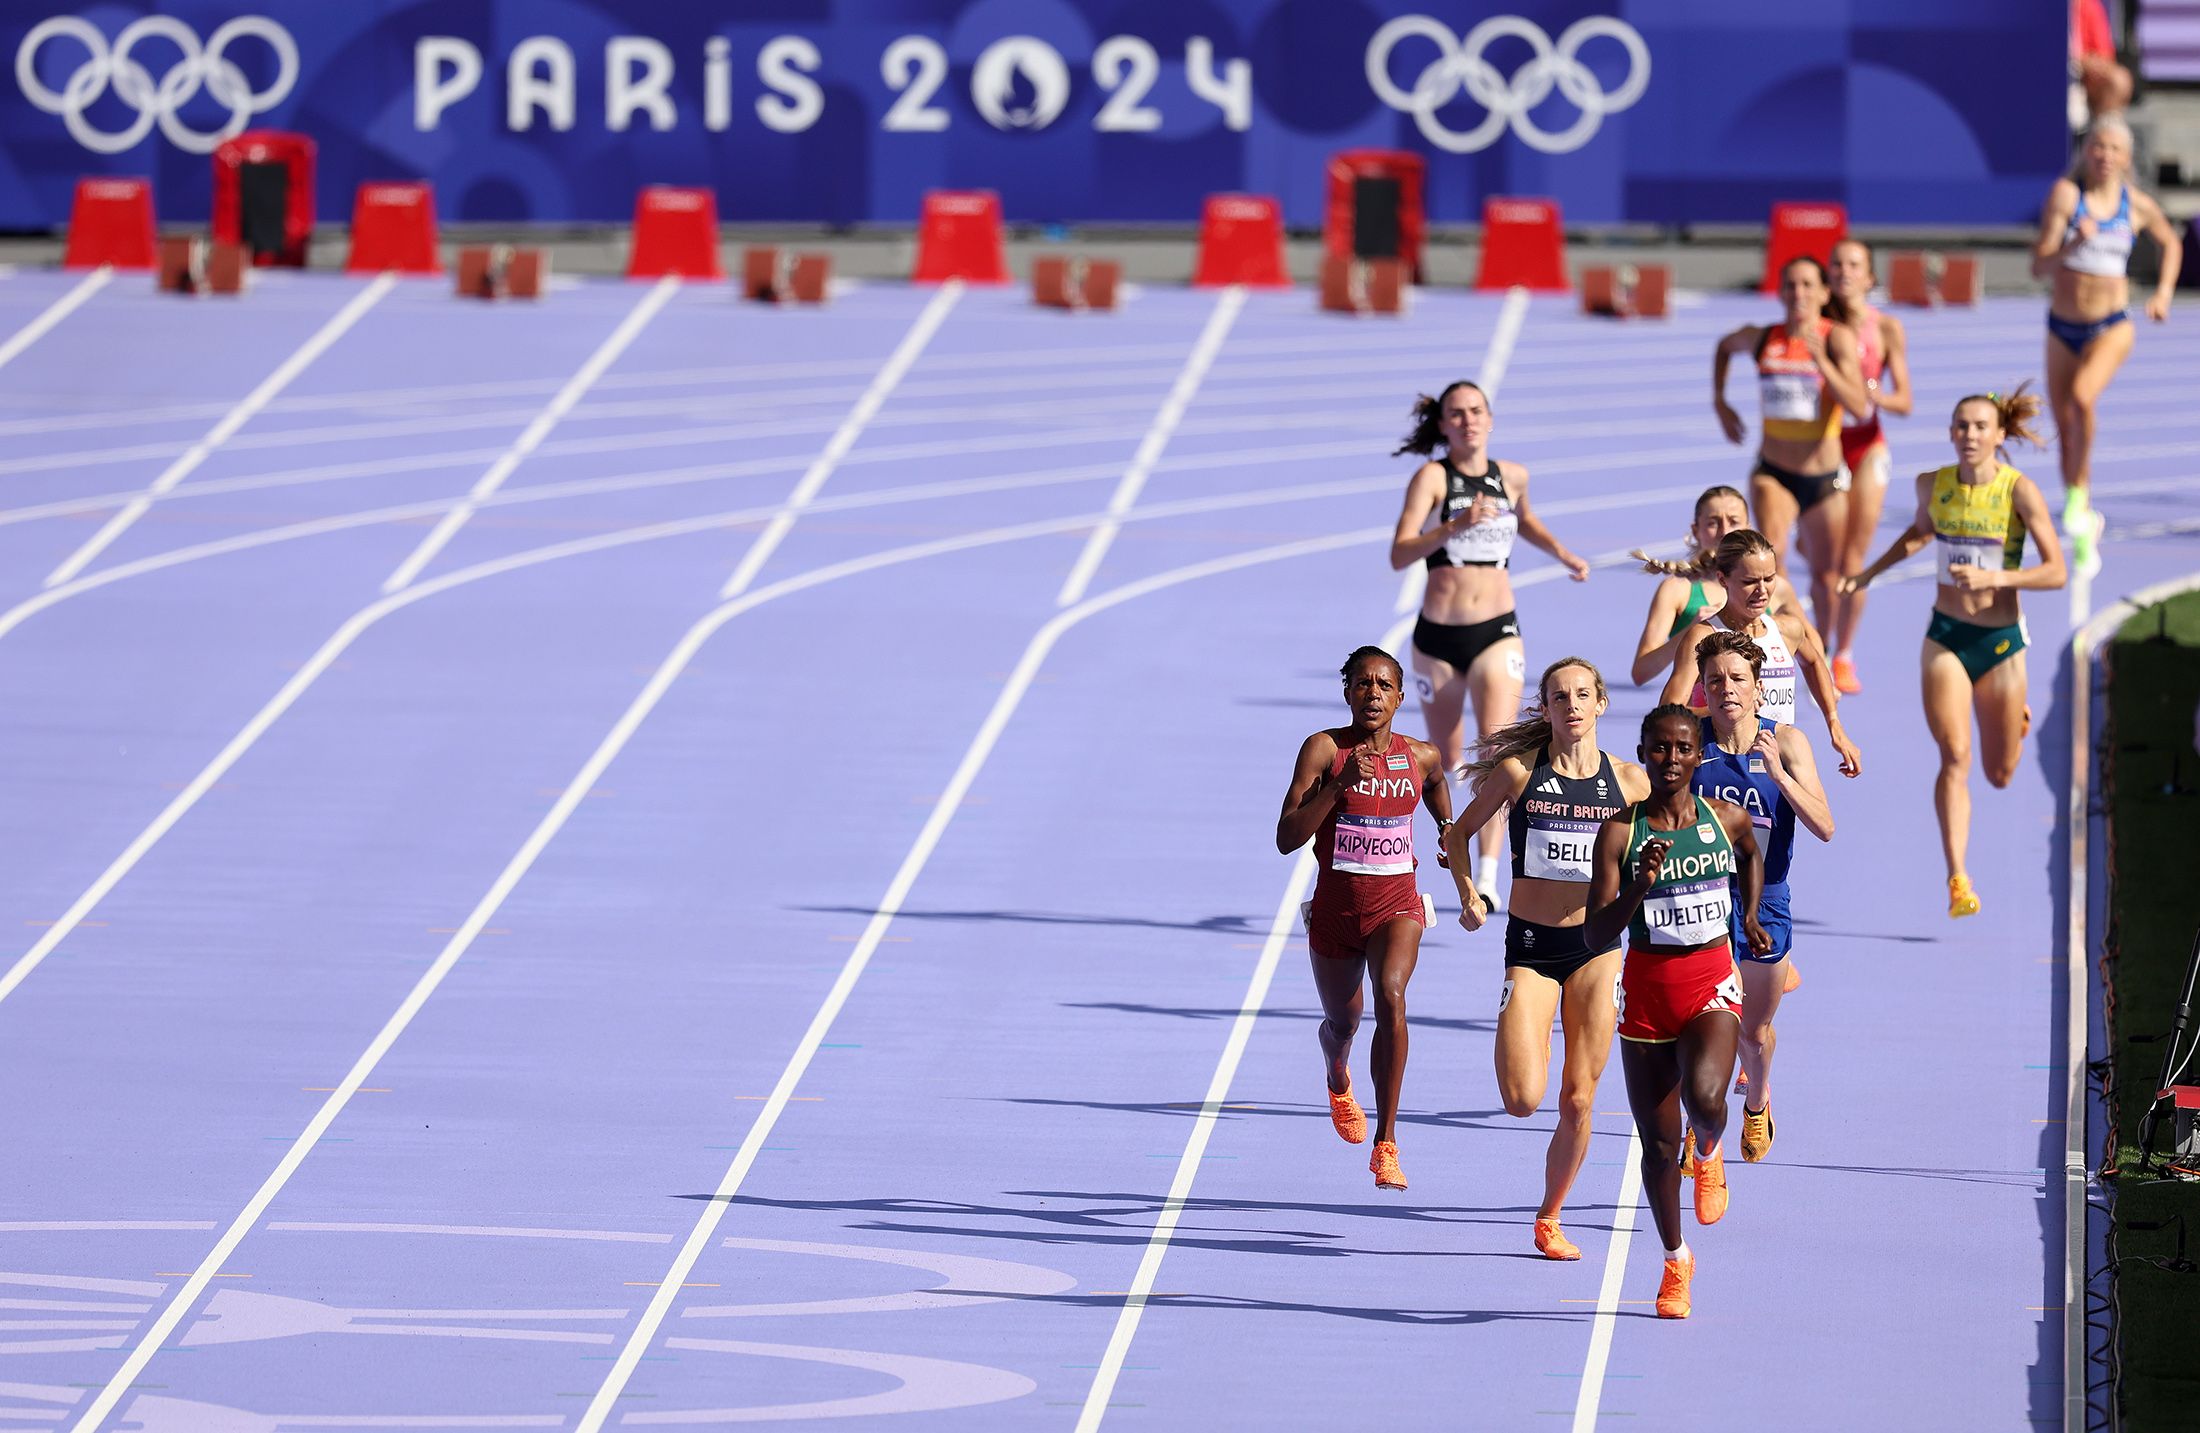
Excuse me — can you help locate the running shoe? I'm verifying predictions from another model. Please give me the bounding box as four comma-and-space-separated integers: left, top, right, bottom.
2067, 505, 2104, 579
1740, 1104, 1775, 1163
1733, 1068, 1749, 1095
1534, 1217, 1581, 1261
1693, 1148, 1728, 1224
1831, 654, 1862, 695
1656, 1253, 1695, 1319
1327, 1077, 1366, 1144
1948, 874, 1981, 919
1681, 1128, 1697, 1179
1783, 960, 1802, 994
1370, 1140, 1407, 1191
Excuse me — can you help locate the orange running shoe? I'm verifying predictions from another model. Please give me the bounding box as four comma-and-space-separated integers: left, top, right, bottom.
1783, 959, 1802, 994
1694, 1148, 1728, 1225
1370, 1140, 1406, 1191
1948, 874, 1981, 919
1831, 654, 1862, 695
1741, 1104, 1775, 1163
1534, 1217, 1581, 1261
1327, 1078, 1366, 1144
1656, 1253, 1695, 1319
1681, 1128, 1698, 1179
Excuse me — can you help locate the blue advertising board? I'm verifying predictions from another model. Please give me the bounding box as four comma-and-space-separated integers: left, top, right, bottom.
1, 2, 2068, 230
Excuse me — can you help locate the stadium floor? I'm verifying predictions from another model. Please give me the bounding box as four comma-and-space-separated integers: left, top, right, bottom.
0, 265, 2193, 1431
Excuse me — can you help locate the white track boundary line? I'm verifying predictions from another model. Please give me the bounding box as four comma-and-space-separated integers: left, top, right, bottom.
42, 275, 394, 588
1056, 287, 1246, 605
720, 282, 962, 599
2062, 571, 2200, 1432
578, 525, 1384, 1431
0, 267, 110, 375
1573, 1130, 1645, 1430
381, 276, 680, 594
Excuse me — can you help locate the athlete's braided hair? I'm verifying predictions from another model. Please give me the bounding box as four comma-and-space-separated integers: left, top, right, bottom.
1461, 657, 1607, 782
1636, 526, 1776, 580
1953, 382, 2046, 451
1393, 380, 1493, 457
1640, 702, 1702, 745
1693, 629, 1766, 680
1339, 645, 1403, 684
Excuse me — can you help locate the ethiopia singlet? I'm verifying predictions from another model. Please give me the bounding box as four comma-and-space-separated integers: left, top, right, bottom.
1314, 739, 1421, 885
1625, 796, 1738, 949
1510, 748, 1627, 884
1839, 305, 1884, 464
1707, 612, 1799, 728
1754, 320, 1840, 446
1425, 456, 1518, 569
1929, 463, 2027, 585
1693, 718, 1795, 886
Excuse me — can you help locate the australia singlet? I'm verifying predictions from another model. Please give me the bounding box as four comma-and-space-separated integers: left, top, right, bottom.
1707, 612, 1798, 728
1510, 749, 1628, 884
1693, 718, 1795, 886
1625, 796, 1737, 950
1425, 456, 1518, 569
1754, 320, 1840, 446
1929, 463, 2027, 585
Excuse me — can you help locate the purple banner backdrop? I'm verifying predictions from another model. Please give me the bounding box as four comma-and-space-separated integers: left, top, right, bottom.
1, 1, 2068, 230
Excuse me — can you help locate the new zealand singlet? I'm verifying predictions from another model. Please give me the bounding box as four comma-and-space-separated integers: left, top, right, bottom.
1625, 796, 1737, 950
1425, 456, 1518, 569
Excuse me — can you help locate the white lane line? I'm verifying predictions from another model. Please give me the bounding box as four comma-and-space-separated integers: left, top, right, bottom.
380, 276, 680, 594
1056, 287, 1247, 605
1573, 1131, 1645, 1432
719, 281, 962, 599
578, 523, 1386, 1432
1477, 287, 1531, 393
41, 275, 394, 589
0, 268, 110, 376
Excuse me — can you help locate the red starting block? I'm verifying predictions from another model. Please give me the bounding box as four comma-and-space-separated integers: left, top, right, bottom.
1318, 255, 1407, 315
346, 182, 441, 274
64, 177, 157, 270
914, 190, 1010, 284
1762, 201, 1846, 292
1475, 196, 1567, 292
739, 246, 831, 303
452, 245, 549, 300
1579, 263, 1670, 319
1031, 256, 1122, 311
156, 236, 249, 296
629, 186, 722, 280
1193, 194, 1290, 287
1886, 250, 1981, 307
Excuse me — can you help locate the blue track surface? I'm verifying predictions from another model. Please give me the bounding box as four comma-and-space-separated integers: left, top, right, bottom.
0, 266, 2194, 1431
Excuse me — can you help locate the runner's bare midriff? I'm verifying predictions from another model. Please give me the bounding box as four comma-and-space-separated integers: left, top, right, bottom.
1421, 564, 1514, 625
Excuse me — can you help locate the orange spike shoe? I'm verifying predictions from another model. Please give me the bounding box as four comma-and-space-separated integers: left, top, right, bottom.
1656, 1253, 1695, 1319
1693, 1148, 1729, 1225
1681, 1128, 1698, 1179
1327, 1078, 1367, 1144
1369, 1140, 1407, 1191
1831, 654, 1862, 695
1534, 1217, 1581, 1260
1782, 959, 1802, 993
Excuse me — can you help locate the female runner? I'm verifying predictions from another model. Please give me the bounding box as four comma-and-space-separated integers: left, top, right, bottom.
1584, 706, 1769, 1320
2032, 113, 2182, 577
1711, 255, 1873, 640
1827, 238, 1914, 693
1389, 380, 1592, 911
1691, 630, 1835, 1162
1659, 529, 1863, 779
1444, 657, 1648, 1259
1628, 484, 1801, 688
1841, 388, 2066, 917
1276, 646, 1454, 1190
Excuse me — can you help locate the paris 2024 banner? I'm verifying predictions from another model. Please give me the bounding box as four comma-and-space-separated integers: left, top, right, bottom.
2, 0, 2067, 230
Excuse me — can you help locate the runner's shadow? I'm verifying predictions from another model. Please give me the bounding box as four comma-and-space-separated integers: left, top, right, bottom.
935, 1288, 1583, 1325
1066, 1001, 1496, 1034
994, 1096, 1520, 1130
1774, 1161, 2041, 1188
693, 1191, 1550, 1229
795, 904, 1262, 935
1786, 917, 1940, 944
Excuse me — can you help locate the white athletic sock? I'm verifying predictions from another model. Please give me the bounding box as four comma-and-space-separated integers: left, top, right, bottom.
1696, 1140, 1721, 1165
1665, 1240, 1690, 1263
1475, 855, 1498, 892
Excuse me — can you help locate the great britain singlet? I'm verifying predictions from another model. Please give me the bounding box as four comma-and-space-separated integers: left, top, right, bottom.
1314, 739, 1421, 880
1510, 748, 1628, 883
1425, 456, 1518, 569
1754, 320, 1841, 446
2062, 186, 2135, 277
1929, 463, 2027, 585
1625, 796, 1737, 950
1708, 612, 1798, 728
1693, 717, 1795, 885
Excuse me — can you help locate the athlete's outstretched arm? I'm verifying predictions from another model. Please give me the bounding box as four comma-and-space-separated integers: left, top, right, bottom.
1277, 732, 1347, 853
1782, 610, 1861, 778
1711, 326, 1758, 444
1876, 311, 1914, 417
1766, 725, 1835, 843
1950, 476, 2068, 597
2134, 189, 2183, 321
1659, 620, 1712, 708
1715, 800, 1770, 955
1414, 736, 1455, 869
1389, 461, 1469, 570
1444, 760, 1527, 928
1840, 471, 1937, 593
1630, 578, 1690, 686
1583, 817, 1659, 953
1509, 467, 1591, 581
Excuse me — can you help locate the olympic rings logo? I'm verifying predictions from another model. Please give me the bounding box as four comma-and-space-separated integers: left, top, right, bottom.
1364, 14, 1650, 155
14, 15, 298, 155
